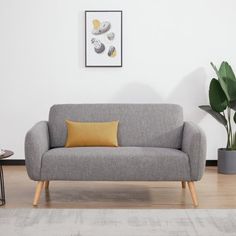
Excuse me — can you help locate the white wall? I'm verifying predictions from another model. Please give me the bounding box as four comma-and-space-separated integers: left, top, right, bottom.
0, 0, 235, 160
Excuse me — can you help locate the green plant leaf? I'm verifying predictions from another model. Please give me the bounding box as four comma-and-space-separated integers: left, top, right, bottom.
211, 62, 229, 100
225, 77, 236, 101
199, 105, 227, 127
218, 61, 236, 101
211, 62, 221, 79
219, 61, 236, 81
233, 112, 236, 124
229, 100, 236, 111
209, 78, 228, 112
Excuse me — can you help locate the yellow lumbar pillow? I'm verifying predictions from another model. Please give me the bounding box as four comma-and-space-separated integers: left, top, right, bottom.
65, 120, 119, 147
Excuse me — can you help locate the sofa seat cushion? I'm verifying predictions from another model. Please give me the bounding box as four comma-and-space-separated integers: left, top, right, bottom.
41, 147, 191, 181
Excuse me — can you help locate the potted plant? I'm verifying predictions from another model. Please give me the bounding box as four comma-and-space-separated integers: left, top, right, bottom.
199, 61, 236, 174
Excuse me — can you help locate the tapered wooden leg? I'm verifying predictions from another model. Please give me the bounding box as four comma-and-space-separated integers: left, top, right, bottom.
181, 181, 186, 189
44, 181, 49, 190
33, 181, 44, 206
187, 181, 198, 207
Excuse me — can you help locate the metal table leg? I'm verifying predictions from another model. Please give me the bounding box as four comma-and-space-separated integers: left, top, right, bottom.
0, 165, 5, 206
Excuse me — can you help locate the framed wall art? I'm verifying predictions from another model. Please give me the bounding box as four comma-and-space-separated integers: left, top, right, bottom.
85, 10, 123, 67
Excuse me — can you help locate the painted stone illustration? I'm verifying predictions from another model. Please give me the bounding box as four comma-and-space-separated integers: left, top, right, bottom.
91, 38, 105, 53
92, 19, 111, 35
107, 32, 115, 41
108, 46, 116, 57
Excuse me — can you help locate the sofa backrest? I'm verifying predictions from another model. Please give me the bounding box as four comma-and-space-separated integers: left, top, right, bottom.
48, 104, 184, 148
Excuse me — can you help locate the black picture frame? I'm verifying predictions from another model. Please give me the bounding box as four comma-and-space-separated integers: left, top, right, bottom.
85, 10, 123, 67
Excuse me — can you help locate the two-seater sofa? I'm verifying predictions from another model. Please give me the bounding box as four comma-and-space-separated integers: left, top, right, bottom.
25, 104, 206, 206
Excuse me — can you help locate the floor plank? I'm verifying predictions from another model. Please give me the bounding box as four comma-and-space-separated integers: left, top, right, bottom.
1, 166, 236, 208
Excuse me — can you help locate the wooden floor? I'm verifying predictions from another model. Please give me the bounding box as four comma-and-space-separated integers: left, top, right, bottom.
1, 166, 236, 209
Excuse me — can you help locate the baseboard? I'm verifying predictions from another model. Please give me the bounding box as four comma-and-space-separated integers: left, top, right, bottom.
0, 160, 25, 165
0, 160, 218, 166
206, 160, 217, 166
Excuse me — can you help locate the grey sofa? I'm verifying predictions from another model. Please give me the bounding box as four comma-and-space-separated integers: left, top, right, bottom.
25, 104, 206, 206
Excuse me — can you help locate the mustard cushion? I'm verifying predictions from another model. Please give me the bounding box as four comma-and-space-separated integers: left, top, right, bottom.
65, 120, 119, 147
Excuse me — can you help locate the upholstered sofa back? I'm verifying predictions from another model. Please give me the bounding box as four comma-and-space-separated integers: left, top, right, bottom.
48, 104, 184, 148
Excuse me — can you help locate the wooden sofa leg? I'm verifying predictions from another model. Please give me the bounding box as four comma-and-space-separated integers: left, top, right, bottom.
181, 181, 186, 189
187, 181, 198, 207
33, 181, 44, 206
44, 181, 49, 190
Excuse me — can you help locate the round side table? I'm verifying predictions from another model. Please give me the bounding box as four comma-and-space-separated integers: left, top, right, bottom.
0, 150, 14, 206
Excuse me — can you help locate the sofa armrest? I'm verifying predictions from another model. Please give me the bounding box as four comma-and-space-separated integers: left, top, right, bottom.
25, 121, 50, 180
182, 122, 206, 181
